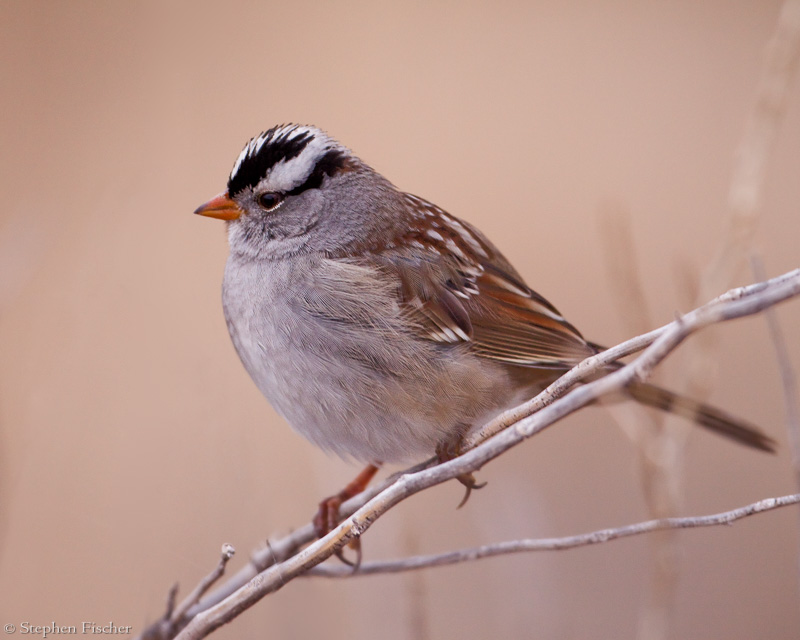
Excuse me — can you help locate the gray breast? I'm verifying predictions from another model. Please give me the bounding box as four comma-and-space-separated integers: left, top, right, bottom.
221, 254, 520, 463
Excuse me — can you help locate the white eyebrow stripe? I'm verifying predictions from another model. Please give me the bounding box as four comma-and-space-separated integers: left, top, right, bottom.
228, 125, 334, 187
267, 136, 332, 192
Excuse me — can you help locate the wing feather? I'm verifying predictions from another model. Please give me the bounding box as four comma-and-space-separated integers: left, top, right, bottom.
374, 195, 594, 369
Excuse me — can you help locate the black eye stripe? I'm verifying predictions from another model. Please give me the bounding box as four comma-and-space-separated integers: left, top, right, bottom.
286, 149, 348, 197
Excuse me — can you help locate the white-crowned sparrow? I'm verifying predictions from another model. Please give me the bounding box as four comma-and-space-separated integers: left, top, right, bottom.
195, 124, 773, 515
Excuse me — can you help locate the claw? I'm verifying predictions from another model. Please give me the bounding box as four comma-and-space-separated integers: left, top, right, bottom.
312, 464, 379, 567
334, 538, 363, 569
436, 436, 487, 509
456, 472, 488, 509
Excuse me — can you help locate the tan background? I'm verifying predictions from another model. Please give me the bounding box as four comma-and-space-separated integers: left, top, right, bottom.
2, 1, 799, 638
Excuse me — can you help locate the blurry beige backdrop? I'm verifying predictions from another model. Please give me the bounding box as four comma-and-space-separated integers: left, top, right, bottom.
1, 1, 799, 638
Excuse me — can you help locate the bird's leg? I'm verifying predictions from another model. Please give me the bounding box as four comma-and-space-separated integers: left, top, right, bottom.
313, 463, 380, 567
436, 434, 487, 509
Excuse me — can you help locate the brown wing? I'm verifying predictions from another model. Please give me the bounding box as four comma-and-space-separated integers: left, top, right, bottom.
375, 194, 595, 370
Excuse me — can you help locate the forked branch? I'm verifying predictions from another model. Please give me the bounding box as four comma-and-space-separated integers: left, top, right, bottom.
137, 268, 800, 640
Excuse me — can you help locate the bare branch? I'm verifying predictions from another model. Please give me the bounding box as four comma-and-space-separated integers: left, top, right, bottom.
165, 269, 800, 640
141, 546, 236, 640
305, 493, 800, 577
172, 545, 236, 626
180, 459, 435, 621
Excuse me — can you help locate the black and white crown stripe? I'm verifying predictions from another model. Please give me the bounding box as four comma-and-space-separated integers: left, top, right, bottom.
227, 125, 348, 197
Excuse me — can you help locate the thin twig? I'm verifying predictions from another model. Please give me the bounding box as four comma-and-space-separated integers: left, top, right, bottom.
304, 494, 800, 577
137, 269, 799, 640
139, 585, 179, 640
182, 459, 435, 621
171, 544, 236, 626
168, 269, 800, 640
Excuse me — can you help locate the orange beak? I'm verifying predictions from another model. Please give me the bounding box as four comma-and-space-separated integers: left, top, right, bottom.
193, 192, 243, 221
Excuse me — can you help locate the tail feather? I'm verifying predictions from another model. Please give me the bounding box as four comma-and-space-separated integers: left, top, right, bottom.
627, 381, 776, 453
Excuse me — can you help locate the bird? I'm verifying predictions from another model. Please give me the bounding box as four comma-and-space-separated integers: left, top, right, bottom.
195, 123, 774, 538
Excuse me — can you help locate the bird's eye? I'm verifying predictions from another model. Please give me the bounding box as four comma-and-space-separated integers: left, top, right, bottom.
257, 192, 283, 211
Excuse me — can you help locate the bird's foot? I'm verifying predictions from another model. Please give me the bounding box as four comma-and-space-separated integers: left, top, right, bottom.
312, 463, 380, 568
436, 437, 487, 509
